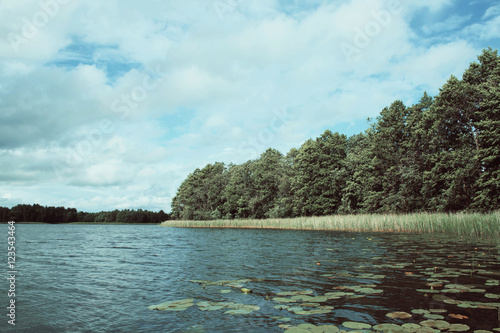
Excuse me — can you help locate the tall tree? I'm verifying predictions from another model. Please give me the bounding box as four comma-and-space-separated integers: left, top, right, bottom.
398, 93, 433, 212
292, 130, 347, 216
222, 161, 255, 219
339, 133, 371, 213
171, 162, 228, 220
247, 149, 284, 218
469, 48, 500, 211
362, 101, 409, 212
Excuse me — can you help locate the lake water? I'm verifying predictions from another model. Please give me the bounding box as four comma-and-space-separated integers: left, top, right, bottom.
2, 224, 499, 332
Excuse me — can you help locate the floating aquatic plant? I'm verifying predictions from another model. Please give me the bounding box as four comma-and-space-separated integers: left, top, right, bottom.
196, 301, 260, 315
342, 321, 372, 329
386, 311, 412, 319
147, 298, 194, 311
283, 323, 340, 333
372, 323, 404, 332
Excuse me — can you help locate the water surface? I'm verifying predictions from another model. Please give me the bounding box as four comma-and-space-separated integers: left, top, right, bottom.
2, 224, 499, 332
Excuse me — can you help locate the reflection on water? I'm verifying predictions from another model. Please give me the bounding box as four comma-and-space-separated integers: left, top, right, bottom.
3, 224, 499, 332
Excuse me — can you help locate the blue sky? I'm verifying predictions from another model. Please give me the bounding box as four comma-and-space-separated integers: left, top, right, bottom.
1, 0, 499, 212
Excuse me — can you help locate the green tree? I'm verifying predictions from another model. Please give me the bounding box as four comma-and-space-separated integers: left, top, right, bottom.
423, 63, 486, 211
0, 207, 10, 222
339, 133, 371, 213
361, 101, 410, 213
222, 161, 255, 219
470, 48, 500, 211
398, 93, 434, 212
171, 162, 228, 220
250, 148, 284, 218
292, 130, 347, 216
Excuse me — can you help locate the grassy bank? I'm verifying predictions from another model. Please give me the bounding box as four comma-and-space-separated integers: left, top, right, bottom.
161, 212, 500, 238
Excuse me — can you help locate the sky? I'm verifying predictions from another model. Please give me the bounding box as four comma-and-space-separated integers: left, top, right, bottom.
1, 0, 499, 213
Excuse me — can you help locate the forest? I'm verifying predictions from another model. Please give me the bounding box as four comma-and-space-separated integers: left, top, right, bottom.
171, 48, 500, 220
0, 204, 170, 223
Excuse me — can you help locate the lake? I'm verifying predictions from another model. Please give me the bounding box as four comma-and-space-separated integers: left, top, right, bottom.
2, 224, 499, 332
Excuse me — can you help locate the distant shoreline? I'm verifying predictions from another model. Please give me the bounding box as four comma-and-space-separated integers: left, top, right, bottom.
1, 222, 159, 225
161, 212, 500, 238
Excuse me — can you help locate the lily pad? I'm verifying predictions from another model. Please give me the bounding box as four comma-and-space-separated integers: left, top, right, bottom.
417, 289, 440, 293
324, 292, 347, 298
294, 309, 331, 315
284, 328, 310, 333
274, 304, 289, 310
420, 320, 450, 330
372, 323, 404, 332
401, 323, 422, 333
448, 324, 470, 332
386, 311, 412, 319
342, 321, 372, 330
423, 313, 445, 320
457, 302, 478, 308
285, 327, 311, 333
224, 309, 252, 315
297, 324, 317, 330
273, 297, 297, 303
284, 325, 340, 333
445, 284, 475, 291
316, 325, 340, 333
147, 298, 194, 311
449, 314, 468, 319
354, 287, 383, 294
277, 290, 314, 296
292, 295, 328, 303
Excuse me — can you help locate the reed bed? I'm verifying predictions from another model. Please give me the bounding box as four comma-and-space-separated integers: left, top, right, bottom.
160, 212, 500, 238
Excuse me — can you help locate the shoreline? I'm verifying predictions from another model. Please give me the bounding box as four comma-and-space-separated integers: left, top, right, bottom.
0, 222, 159, 225
160, 212, 500, 238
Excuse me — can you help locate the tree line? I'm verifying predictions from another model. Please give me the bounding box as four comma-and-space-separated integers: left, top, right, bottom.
171, 48, 500, 220
0, 204, 170, 223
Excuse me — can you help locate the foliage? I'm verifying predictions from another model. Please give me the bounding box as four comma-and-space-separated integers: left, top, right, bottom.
171, 48, 500, 219
0, 204, 169, 223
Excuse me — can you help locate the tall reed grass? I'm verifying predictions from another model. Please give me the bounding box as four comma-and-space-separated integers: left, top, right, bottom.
160, 212, 500, 238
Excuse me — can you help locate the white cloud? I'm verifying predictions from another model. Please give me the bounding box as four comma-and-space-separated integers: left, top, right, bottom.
0, 0, 495, 212
482, 3, 500, 20
422, 14, 472, 35
464, 15, 500, 41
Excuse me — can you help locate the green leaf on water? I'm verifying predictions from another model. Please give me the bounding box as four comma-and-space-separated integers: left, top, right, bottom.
372, 323, 404, 332
147, 298, 194, 311
386, 311, 412, 319
448, 324, 470, 332
423, 313, 445, 320
417, 289, 440, 293
420, 319, 450, 330
401, 323, 422, 333
342, 321, 372, 330
224, 309, 252, 315
273, 297, 296, 303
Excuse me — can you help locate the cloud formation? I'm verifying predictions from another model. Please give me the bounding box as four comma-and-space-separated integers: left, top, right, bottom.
1, 0, 498, 212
